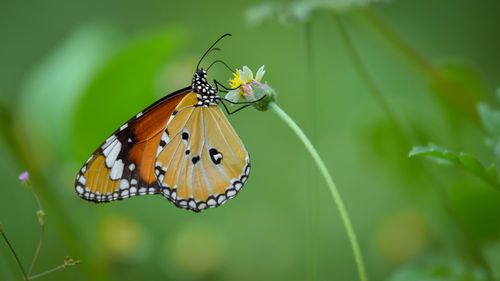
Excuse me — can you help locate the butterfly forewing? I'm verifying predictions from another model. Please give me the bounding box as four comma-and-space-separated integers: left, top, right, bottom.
75, 89, 190, 202
155, 93, 250, 212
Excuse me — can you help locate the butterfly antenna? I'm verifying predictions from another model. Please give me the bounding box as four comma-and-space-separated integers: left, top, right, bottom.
196, 33, 232, 71
206, 60, 235, 73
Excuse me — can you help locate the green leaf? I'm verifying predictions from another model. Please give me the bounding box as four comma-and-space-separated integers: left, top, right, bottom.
478, 103, 500, 140
387, 254, 489, 281
408, 143, 459, 164
430, 62, 486, 125
486, 164, 499, 183
459, 153, 485, 175
73, 29, 184, 162
478, 103, 500, 157
409, 143, 500, 190
18, 23, 122, 164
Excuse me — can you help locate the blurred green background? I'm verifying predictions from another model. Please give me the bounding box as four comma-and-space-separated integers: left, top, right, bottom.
2, 0, 500, 280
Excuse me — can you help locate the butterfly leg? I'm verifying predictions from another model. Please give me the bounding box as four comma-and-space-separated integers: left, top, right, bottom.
220, 100, 251, 115
222, 95, 266, 105
213, 79, 239, 92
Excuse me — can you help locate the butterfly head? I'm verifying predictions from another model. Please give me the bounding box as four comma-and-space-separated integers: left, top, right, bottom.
192, 68, 217, 96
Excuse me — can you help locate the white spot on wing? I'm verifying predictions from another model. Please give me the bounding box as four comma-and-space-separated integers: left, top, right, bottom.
105, 141, 122, 167
119, 179, 129, 190
105, 134, 116, 143
121, 190, 129, 197
76, 185, 84, 194
189, 200, 196, 209
120, 123, 128, 131
78, 175, 86, 185
110, 160, 124, 180
207, 198, 216, 206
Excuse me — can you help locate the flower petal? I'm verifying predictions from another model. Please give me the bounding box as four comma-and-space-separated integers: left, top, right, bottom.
255, 65, 266, 81
241, 66, 253, 83
224, 90, 242, 103
18, 171, 29, 183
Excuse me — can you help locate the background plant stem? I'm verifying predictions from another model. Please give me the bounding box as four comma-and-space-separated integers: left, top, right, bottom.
1, 228, 28, 280
269, 101, 368, 281
28, 225, 43, 276
28, 188, 44, 276
356, 8, 478, 121
29, 264, 65, 280
332, 14, 416, 145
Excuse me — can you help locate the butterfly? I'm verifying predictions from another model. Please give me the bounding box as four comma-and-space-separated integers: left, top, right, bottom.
74, 34, 254, 212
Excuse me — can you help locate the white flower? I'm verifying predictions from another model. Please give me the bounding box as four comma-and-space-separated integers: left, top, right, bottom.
226, 65, 266, 103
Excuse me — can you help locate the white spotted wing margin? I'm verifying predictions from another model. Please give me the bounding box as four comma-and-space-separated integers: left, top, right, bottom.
155, 99, 251, 212
74, 87, 191, 203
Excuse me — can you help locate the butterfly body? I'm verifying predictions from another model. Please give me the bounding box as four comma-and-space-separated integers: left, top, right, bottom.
75, 67, 250, 212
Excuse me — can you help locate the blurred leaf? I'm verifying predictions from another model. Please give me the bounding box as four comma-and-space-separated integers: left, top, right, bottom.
73, 29, 183, 162
409, 143, 500, 190
478, 103, 500, 139
387, 254, 489, 281
431, 62, 487, 126
18, 23, 122, 164
478, 103, 500, 157
483, 242, 500, 279
409, 143, 458, 164
246, 0, 386, 26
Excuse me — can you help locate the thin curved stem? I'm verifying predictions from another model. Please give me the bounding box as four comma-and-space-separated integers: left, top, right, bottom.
1, 225, 28, 280
332, 14, 416, 144
28, 188, 44, 276
29, 264, 64, 280
28, 225, 44, 275
269, 102, 367, 281
355, 8, 477, 121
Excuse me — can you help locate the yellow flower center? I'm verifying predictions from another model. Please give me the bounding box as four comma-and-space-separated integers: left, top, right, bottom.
228, 71, 243, 89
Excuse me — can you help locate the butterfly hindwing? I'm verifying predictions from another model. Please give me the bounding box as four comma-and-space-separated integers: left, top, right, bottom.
155, 93, 250, 212
75, 89, 190, 202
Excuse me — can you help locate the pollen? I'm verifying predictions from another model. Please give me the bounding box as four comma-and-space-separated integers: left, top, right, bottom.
229, 71, 242, 89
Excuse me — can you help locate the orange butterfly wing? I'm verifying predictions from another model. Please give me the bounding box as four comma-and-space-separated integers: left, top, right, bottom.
75, 88, 190, 202
155, 93, 250, 212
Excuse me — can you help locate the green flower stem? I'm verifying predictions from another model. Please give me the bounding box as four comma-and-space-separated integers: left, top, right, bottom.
28, 187, 44, 276
1, 225, 29, 280
269, 102, 367, 281
28, 225, 44, 275
29, 264, 65, 280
